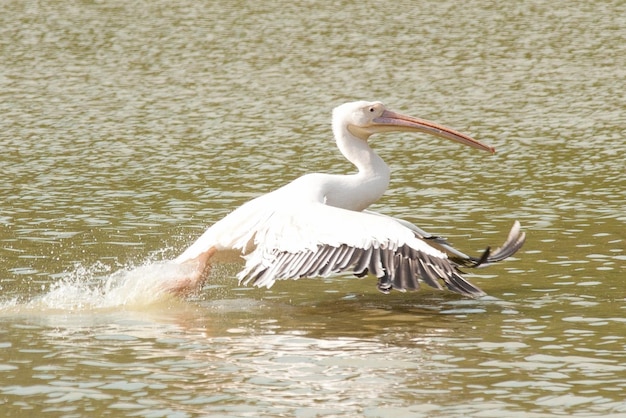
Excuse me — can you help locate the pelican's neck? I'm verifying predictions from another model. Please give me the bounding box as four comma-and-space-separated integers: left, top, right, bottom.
336, 131, 388, 179
330, 121, 390, 210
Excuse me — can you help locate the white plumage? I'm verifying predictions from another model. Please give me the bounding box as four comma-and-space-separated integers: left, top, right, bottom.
169, 101, 525, 297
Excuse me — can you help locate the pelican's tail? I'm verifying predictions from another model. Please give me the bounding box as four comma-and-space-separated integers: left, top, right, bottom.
434, 221, 526, 268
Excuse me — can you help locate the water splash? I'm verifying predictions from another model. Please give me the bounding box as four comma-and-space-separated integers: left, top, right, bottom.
0, 259, 197, 314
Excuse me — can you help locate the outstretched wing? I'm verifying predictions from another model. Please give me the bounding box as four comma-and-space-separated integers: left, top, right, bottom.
236, 203, 513, 297
365, 211, 526, 268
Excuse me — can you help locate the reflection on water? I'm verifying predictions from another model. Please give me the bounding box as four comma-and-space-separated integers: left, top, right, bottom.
2, 288, 625, 416
1, 0, 625, 416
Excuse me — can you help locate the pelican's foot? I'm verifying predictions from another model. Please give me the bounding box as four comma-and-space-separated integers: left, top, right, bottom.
162, 247, 216, 297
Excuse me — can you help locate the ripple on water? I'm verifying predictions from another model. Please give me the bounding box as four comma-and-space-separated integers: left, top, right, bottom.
1, 0, 626, 416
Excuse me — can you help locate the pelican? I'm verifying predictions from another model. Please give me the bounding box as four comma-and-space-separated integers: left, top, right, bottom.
167, 101, 525, 298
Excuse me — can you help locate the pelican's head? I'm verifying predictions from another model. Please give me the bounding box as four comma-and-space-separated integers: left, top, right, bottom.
332, 101, 494, 153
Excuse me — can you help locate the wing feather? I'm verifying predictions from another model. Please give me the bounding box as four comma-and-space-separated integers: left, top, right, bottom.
353, 247, 373, 276
417, 258, 444, 291
234, 202, 523, 297
293, 251, 319, 277
306, 246, 335, 276
280, 250, 310, 277
337, 245, 358, 270
368, 248, 385, 277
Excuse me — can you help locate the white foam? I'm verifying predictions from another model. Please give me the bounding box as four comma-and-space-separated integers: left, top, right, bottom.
1, 259, 197, 314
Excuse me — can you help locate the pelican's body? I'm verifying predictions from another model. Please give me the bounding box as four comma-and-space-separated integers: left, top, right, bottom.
169, 101, 525, 297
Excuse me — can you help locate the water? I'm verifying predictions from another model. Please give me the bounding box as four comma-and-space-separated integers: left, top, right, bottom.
1, 0, 625, 416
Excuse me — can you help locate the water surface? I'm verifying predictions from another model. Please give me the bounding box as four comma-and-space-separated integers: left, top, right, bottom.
1, 0, 625, 416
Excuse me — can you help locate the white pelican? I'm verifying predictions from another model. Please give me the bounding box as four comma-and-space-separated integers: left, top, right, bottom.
167, 101, 525, 298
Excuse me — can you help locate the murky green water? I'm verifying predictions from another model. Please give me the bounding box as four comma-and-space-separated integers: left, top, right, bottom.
1, 0, 625, 416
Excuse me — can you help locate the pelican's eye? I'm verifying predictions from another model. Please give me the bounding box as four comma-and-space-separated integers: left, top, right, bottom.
369, 107, 375, 113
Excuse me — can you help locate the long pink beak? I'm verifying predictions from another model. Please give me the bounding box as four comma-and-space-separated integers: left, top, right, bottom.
373, 109, 495, 154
